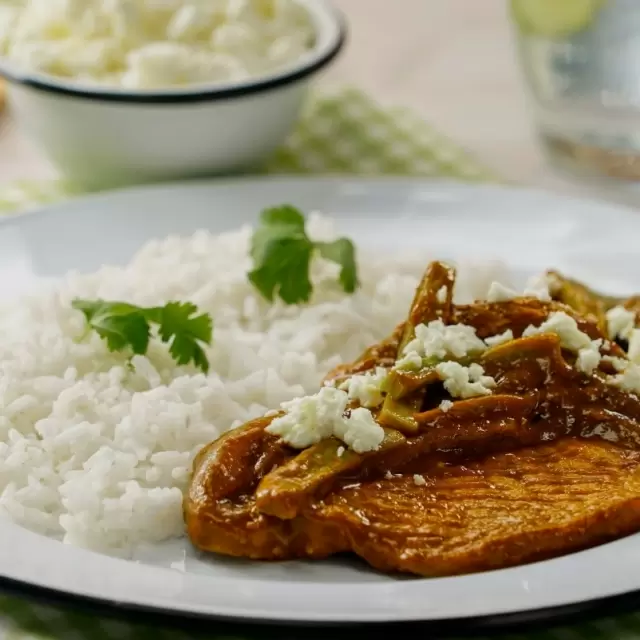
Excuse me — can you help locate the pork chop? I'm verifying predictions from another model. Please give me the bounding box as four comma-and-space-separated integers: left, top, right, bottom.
185, 262, 640, 576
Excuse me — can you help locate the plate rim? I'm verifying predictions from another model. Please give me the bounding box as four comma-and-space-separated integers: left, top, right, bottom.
2, 173, 639, 228
3, 570, 640, 636
2, 175, 640, 630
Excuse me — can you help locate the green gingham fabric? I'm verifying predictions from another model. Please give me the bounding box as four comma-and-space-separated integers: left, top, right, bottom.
0, 88, 495, 214
0, 88, 633, 639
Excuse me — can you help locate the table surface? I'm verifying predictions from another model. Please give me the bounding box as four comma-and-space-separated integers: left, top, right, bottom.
0, 0, 632, 206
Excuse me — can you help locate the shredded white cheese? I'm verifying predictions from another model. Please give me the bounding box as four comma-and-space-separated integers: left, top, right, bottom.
439, 399, 454, 412
266, 387, 384, 453
435, 362, 496, 399
339, 367, 388, 408
606, 306, 636, 341
484, 329, 514, 348
413, 474, 426, 486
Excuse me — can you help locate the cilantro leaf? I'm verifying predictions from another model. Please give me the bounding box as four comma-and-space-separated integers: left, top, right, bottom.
157, 302, 213, 374
249, 205, 360, 304
249, 236, 314, 304
73, 300, 151, 355
72, 299, 213, 373
316, 238, 359, 294
260, 205, 306, 230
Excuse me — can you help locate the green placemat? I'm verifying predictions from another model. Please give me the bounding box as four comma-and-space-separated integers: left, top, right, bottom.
0, 88, 495, 214
0, 88, 632, 640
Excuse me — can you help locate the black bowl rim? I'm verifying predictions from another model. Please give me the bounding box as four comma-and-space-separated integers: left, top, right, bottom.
0, 5, 347, 105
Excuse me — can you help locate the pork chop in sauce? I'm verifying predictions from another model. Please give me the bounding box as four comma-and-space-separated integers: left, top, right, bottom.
185, 262, 640, 576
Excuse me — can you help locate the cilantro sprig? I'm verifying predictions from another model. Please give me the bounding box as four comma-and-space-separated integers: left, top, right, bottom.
72, 300, 213, 373
248, 206, 359, 304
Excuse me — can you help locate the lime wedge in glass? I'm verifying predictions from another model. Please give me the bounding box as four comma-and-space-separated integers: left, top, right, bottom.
511, 0, 604, 37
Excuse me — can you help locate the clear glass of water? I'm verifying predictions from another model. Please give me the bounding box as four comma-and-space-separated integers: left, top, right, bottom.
512, 0, 640, 183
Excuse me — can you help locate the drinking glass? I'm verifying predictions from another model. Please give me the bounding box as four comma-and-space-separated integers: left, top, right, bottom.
512, 0, 640, 183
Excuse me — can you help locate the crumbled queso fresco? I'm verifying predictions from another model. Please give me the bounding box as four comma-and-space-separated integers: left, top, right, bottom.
484, 329, 514, 347
267, 372, 387, 453
522, 311, 603, 375
395, 319, 487, 372
339, 367, 388, 408
413, 474, 426, 486
436, 361, 496, 398
0, 0, 315, 89
607, 305, 640, 364
439, 399, 454, 412
486, 275, 551, 303
268, 279, 640, 457
607, 306, 636, 342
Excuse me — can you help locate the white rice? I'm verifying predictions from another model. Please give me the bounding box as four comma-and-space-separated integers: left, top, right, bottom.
0, 213, 508, 556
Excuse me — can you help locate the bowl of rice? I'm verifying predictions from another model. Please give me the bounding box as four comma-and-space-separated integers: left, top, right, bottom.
0, 0, 346, 189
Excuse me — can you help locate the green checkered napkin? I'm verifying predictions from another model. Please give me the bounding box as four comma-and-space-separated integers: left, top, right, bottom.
0, 88, 494, 214
0, 88, 633, 640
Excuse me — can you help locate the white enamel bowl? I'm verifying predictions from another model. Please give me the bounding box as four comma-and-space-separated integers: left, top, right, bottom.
0, 1, 346, 190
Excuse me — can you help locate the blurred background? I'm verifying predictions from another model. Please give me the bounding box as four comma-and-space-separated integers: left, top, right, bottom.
4, 0, 640, 206
0, 1, 557, 190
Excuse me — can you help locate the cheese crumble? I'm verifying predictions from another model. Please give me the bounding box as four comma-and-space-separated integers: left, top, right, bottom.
609, 363, 640, 395
396, 319, 486, 372
602, 355, 628, 372
333, 407, 384, 454
266, 387, 384, 454
486, 282, 518, 303
395, 351, 424, 372
439, 399, 454, 412
266, 386, 346, 449
523, 312, 593, 351
523, 311, 604, 375
484, 329, 514, 348
339, 367, 388, 408
486, 276, 551, 303
606, 306, 636, 341
576, 340, 603, 375
435, 362, 496, 399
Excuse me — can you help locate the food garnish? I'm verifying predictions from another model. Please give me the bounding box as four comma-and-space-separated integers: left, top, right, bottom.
72, 299, 213, 373
249, 205, 359, 304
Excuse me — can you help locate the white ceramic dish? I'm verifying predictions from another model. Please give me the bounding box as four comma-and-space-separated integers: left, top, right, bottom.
1, 176, 640, 632
0, 2, 345, 191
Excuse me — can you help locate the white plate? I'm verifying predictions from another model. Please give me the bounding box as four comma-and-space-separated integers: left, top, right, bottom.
1, 176, 640, 630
